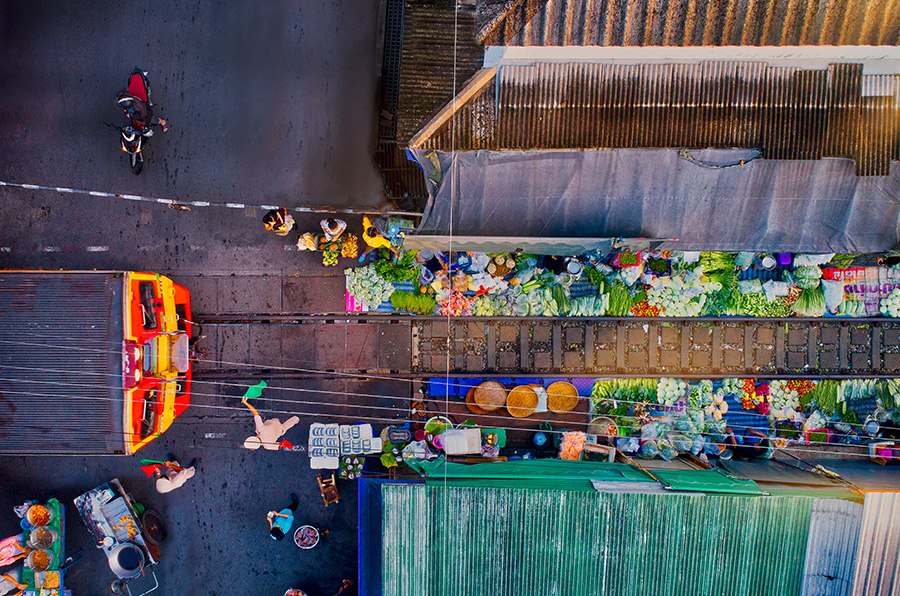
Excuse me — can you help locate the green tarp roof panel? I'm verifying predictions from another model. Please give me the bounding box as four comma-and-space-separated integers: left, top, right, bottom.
381, 485, 814, 596
407, 458, 656, 491
651, 469, 764, 495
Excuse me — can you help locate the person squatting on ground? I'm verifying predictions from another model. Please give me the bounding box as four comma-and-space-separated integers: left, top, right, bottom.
320, 218, 347, 241
267, 493, 299, 540
263, 207, 295, 237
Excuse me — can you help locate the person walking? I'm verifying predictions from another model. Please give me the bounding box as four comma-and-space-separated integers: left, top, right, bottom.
153, 455, 197, 494
263, 208, 295, 237
266, 493, 299, 541
320, 218, 347, 242
241, 394, 300, 451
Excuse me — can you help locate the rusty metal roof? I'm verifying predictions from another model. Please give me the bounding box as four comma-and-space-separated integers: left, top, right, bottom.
394, 1, 484, 144
410, 61, 900, 176
480, 0, 900, 46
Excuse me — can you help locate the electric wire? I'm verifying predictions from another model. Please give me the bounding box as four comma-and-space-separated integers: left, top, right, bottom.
0, 363, 882, 445
0, 381, 884, 459
2, 332, 887, 431
0, 339, 890, 441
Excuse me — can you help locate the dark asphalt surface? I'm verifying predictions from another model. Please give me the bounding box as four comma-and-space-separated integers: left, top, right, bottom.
0, 1, 392, 594
0, 0, 385, 207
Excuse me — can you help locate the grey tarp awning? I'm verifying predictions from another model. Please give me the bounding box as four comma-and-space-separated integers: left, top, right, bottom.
411, 148, 900, 253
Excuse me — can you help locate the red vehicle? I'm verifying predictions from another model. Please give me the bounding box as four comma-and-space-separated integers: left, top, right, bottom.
0, 270, 194, 455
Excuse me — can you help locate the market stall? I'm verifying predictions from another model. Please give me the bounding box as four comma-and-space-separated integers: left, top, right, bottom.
306, 373, 898, 484
589, 377, 900, 464
345, 248, 900, 319
74, 479, 164, 596
4, 499, 68, 596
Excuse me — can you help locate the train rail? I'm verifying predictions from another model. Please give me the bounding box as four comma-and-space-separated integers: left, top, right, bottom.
192, 314, 900, 379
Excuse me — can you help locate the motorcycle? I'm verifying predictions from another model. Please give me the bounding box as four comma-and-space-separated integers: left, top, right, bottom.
113, 68, 168, 175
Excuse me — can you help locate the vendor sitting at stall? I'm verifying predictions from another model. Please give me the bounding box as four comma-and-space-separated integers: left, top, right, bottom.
320, 218, 347, 242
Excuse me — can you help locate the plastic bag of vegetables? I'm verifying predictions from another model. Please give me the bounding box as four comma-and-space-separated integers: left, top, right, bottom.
793, 266, 823, 290
880, 288, 900, 317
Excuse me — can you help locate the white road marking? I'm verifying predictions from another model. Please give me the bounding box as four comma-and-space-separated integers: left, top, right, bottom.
226, 203, 245, 209
88, 191, 107, 197
284, 245, 297, 251
260, 205, 279, 210
41, 246, 60, 252
189, 245, 205, 251
55, 187, 75, 193
21, 184, 40, 190
137, 245, 160, 251
86, 246, 110, 252
0, 247, 11, 253
191, 201, 210, 207
120, 194, 142, 201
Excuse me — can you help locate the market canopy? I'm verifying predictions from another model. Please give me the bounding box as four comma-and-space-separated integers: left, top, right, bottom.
410, 148, 900, 253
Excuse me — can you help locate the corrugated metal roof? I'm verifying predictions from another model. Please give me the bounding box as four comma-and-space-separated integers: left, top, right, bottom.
395, 1, 484, 144
852, 491, 900, 596
412, 61, 900, 176
382, 484, 815, 595
480, 0, 900, 46
802, 498, 864, 596
0, 272, 125, 454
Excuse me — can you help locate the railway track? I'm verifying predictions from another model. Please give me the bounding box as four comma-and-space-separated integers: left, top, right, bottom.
192, 314, 900, 379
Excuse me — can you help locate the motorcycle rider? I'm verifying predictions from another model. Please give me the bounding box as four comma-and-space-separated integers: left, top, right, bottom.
116, 88, 169, 135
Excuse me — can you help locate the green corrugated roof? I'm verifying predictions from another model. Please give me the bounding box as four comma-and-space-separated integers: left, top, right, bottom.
408, 458, 654, 491
650, 469, 764, 495
382, 485, 812, 596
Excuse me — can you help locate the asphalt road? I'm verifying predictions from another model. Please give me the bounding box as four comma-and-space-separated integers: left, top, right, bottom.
0, 1, 391, 594
0, 0, 385, 207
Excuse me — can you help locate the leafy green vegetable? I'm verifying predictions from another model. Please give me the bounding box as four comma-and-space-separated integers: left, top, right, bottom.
700, 251, 735, 274
829, 254, 858, 269
646, 258, 670, 274
739, 292, 792, 317
707, 268, 738, 292
793, 266, 823, 290
808, 380, 839, 415
390, 291, 436, 315
606, 281, 634, 317
702, 287, 742, 316
792, 287, 826, 317
582, 265, 607, 292
374, 251, 419, 282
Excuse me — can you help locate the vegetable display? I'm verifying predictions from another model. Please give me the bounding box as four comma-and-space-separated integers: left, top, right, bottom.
587, 376, 900, 462
345, 248, 900, 319
390, 291, 436, 315
880, 289, 900, 317
345, 264, 395, 307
